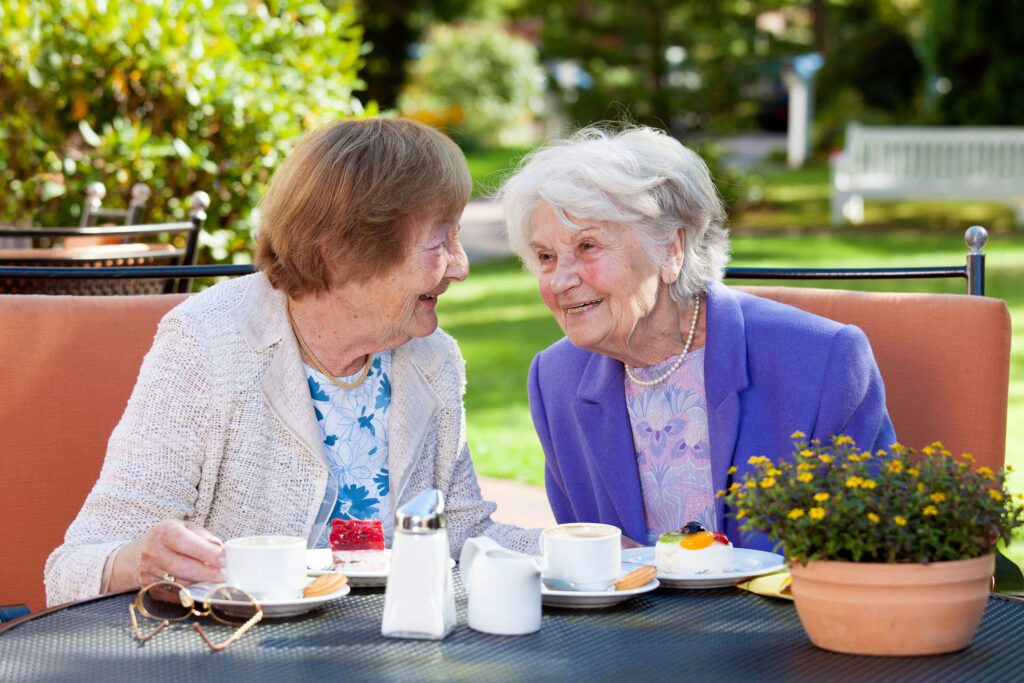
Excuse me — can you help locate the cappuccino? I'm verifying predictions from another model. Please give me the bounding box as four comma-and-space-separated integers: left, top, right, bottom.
541, 523, 621, 592
544, 524, 618, 540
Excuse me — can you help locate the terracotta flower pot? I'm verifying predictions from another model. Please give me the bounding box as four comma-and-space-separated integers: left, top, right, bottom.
789, 554, 994, 656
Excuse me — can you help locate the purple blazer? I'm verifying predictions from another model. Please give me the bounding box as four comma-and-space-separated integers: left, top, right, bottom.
528, 282, 896, 552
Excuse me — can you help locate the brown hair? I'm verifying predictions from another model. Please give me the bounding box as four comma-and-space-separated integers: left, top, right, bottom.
255, 118, 471, 297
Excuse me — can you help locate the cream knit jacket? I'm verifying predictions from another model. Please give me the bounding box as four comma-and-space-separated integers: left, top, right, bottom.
45, 273, 541, 606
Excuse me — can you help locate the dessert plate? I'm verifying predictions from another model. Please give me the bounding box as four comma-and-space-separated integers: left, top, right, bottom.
541, 576, 659, 609
622, 547, 786, 589
306, 548, 455, 588
186, 578, 351, 619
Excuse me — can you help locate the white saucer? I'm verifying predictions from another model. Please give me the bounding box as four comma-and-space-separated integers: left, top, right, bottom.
307, 548, 455, 588
541, 577, 659, 609
623, 547, 786, 589
187, 578, 351, 618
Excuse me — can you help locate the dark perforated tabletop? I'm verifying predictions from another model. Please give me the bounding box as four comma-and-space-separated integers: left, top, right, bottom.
3, 580, 1023, 682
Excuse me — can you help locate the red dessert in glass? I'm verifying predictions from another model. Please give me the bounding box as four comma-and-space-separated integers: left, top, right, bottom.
329, 519, 387, 571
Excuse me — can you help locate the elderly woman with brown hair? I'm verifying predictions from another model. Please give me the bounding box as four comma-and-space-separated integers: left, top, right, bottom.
45, 118, 539, 606
500, 125, 896, 552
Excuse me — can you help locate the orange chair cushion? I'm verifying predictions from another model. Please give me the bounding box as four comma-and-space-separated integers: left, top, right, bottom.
0, 293, 186, 612
739, 286, 1010, 472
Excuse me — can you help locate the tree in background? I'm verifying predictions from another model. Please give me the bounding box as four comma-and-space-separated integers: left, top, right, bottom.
355, 0, 520, 111
0, 0, 368, 263
922, 0, 1024, 125
399, 20, 544, 147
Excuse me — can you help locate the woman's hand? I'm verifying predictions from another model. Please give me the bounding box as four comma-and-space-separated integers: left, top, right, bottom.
620, 535, 644, 549
110, 520, 226, 593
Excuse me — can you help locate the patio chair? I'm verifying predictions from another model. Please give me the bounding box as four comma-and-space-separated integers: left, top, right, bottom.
723, 227, 1008, 472
79, 182, 152, 228
0, 190, 209, 295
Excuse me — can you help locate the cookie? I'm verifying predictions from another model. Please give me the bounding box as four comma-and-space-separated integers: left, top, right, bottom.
303, 572, 348, 598
614, 565, 657, 591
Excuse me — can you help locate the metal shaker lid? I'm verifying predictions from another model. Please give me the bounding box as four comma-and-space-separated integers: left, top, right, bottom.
395, 489, 446, 533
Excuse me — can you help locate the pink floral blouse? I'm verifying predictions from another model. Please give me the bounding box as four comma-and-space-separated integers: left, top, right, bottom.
624, 349, 715, 545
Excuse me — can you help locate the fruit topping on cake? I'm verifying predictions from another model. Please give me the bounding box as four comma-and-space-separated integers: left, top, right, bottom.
654, 521, 734, 574
329, 519, 387, 571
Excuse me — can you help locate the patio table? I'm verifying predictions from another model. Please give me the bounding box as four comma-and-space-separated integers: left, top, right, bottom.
2, 576, 1022, 682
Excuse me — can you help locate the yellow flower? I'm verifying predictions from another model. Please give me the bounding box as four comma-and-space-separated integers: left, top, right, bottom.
989, 489, 1004, 502
977, 467, 994, 479
962, 453, 976, 463
800, 449, 815, 458
766, 467, 782, 477
760, 477, 777, 488
729, 482, 741, 491
814, 492, 830, 502
747, 455, 770, 466
835, 435, 854, 446
728, 465, 738, 475
930, 492, 946, 503
923, 505, 938, 516
845, 476, 863, 488
819, 454, 835, 464
916, 482, 925, 492
867, 512, 880, 523
907, 468, 920, 478
797, 462, 813, 471
891, 442, 907, 454
809, 507, 826, 520
745, 481, 757, 490
921, 446, 935, 456
716, 490, 726, 498
860, 451, 873, 459
888, 460, 904, 473
894, 516, 907, 526
788, 508, 806, 520
790, 430, 806, 439
847, 454, 861, 463
876, 449, 888, 457
797, 472, 813, 483
736, 509, 746, 519
860, 479, 877, 490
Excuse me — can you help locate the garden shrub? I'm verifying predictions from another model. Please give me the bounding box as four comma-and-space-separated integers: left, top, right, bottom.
399, 21, 544, 149
0, 0, 369, 263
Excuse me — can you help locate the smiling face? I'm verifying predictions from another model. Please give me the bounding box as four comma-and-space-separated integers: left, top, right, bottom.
529, 202, 683, 364
340, 211, 469, 349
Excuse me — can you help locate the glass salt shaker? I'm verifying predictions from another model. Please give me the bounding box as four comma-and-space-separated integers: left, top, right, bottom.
381, 489, 457, 640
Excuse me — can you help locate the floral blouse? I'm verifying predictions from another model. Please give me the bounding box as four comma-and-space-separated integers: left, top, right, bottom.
624, 348, 715, 545
306, 352, 393, 547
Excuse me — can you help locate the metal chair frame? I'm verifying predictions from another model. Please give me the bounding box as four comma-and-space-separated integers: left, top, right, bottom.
0, 191, 210, 294
80, 182, 152, 228
0, 227, 991, 296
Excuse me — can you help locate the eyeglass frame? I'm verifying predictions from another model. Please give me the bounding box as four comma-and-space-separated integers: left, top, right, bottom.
129, 579, 263, 651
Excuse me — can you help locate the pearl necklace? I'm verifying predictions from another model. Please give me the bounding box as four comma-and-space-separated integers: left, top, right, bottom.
624, 296, 701, 387
287, 307, 372, 390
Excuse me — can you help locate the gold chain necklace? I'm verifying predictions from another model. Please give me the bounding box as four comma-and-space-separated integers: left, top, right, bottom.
624, 295, 701, 387
287, 307, 372, 390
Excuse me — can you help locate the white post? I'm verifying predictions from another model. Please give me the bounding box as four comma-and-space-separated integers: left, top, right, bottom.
786, 77, 809, 169
783, 53, 823, 170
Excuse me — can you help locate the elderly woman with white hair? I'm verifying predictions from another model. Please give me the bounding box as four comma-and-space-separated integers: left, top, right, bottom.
500, 125, 896, 551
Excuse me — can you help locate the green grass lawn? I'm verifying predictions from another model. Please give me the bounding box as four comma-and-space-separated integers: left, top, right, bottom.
447, 158, 1024, 494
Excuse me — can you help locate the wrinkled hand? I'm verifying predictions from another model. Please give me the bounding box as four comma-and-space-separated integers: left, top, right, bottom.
136, 519, 226, 587
620, 535, 644, 549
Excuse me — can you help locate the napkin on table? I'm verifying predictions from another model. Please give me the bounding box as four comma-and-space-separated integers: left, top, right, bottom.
736, 569, 792, 601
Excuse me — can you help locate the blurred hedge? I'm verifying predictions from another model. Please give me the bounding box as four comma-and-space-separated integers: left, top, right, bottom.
0, 0, 370, 263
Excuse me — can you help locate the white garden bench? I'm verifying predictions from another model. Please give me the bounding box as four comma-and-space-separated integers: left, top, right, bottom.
830, 123, 1024, 227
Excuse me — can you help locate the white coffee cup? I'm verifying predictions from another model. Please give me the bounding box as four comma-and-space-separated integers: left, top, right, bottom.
540, 523, 621, 592
224, 535, 307, 601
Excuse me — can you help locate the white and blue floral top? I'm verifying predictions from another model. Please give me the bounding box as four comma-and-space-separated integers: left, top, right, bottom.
306, 352, 393, 547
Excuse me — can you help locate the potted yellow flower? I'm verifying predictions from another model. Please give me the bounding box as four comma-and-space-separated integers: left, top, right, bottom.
722, 433, 1024, 656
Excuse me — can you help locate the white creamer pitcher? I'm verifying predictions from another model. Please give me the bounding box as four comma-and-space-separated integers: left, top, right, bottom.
460, 536, 543, 636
